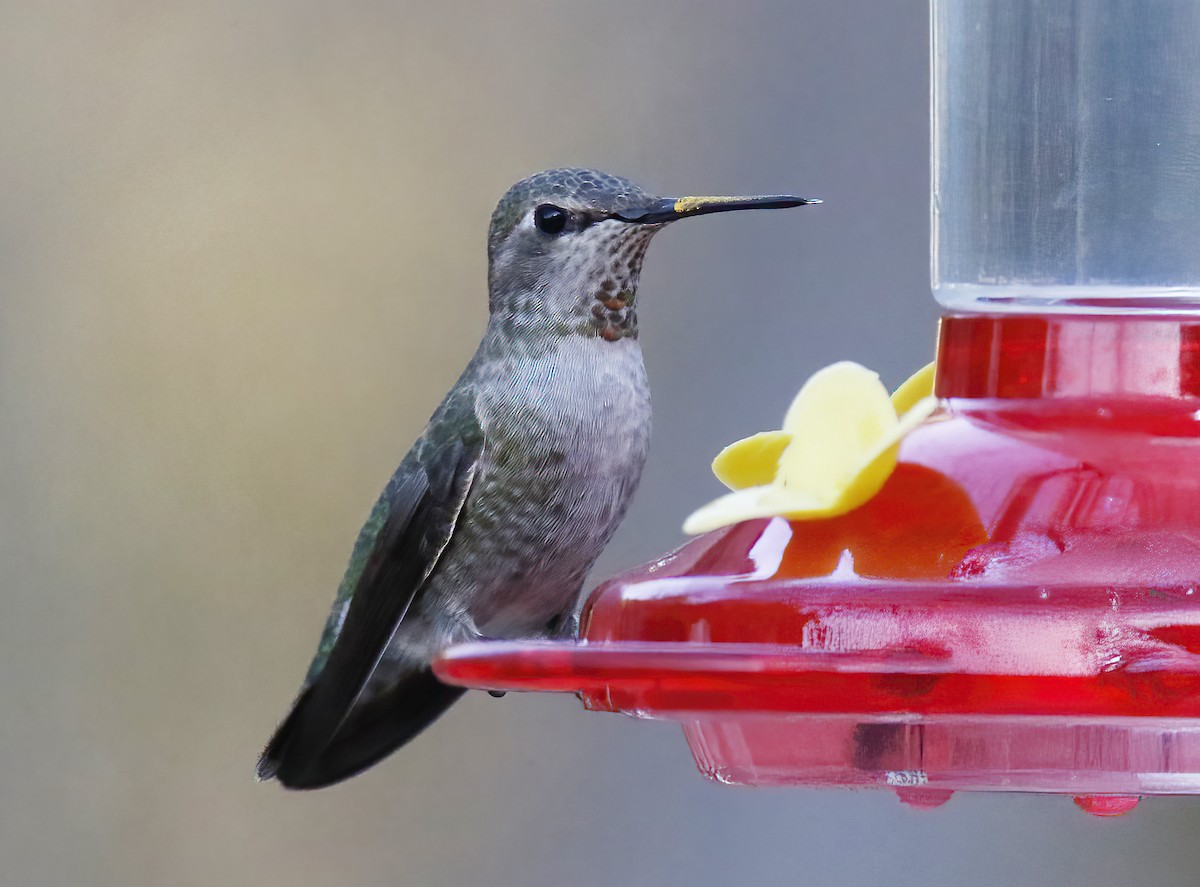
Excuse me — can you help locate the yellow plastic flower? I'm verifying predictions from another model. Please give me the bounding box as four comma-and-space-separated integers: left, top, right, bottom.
683, 361, 937, 535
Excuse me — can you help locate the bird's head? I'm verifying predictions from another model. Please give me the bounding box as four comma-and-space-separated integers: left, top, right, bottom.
485, 168, 819, 341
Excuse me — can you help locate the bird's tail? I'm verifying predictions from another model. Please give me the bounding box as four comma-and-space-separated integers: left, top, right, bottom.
257, 667, 465, 790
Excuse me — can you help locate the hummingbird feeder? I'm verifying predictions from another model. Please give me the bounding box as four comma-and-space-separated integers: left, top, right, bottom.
435, 0, 1200, 816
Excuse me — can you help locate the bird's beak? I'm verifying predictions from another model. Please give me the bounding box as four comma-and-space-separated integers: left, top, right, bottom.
613, 194, 822, 225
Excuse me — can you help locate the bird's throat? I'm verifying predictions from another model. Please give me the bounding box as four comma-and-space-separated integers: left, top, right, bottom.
588, 285, 638, 342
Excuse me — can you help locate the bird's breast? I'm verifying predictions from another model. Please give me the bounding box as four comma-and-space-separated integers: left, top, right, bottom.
444, 337, 652, 634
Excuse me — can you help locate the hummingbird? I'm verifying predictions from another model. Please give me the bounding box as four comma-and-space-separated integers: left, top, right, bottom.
257, 168, 819, 789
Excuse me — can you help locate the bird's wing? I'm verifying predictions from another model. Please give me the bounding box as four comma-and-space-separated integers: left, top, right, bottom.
258, 398, 483, 783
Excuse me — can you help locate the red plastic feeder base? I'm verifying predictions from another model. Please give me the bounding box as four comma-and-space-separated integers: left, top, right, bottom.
435, 315, 1200, 815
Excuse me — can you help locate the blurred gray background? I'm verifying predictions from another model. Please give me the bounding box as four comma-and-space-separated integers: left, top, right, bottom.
2, 2, 1199, 885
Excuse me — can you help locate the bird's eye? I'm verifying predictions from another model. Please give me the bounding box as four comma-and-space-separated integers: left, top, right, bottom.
533, 204, 569, 235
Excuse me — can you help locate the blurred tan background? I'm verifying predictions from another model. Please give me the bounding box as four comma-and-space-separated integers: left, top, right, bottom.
3, 2, 1200, 885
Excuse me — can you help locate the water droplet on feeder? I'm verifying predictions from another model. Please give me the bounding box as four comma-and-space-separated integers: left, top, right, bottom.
1072, 795, 1140, 817
895, 788, 954, 810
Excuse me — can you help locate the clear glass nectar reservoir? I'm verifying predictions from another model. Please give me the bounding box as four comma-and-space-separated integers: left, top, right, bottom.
932, 0, 1200, 312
